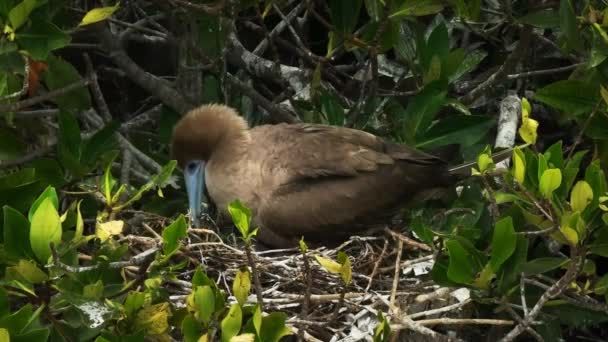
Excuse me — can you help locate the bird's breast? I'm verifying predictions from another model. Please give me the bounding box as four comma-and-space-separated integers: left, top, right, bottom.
205, 158, 265, 215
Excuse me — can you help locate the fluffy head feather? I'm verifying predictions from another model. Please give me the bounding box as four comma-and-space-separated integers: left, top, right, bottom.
170, 104, 249, 168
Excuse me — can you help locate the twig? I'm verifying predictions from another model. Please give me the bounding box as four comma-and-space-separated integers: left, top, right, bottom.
408, 298, 472, 319
412, 318, 516, 326
0, 145, 54, 169
49, 242, 160, 272
499, 250, 583, 342
461, 26, 532, 105
365, 239, 388, 291
0, 54, 29, 101
245, 243, 265, 307
384, 228, 431, 251
84, 53, 112, 122
506, 63, 583, 80
389, 239, 404, 311
566, 100, 602, 160
0, 78, 90, 112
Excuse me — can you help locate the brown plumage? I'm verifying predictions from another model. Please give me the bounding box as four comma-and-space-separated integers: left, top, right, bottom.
171, 104, 464, 248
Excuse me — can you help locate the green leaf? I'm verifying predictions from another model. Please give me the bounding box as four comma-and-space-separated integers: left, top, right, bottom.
570, 180, 593, 213
162, 215, 187, 256
364, 0, 382, 21
29, 197, 61, 263
512, 146, 526, 184
337, 251, 352, 284
320, 91, 345, 126
114, 160, 176, 210
134, 302, 171, 335
81, 121, 119, 166
535, 80, 599, 116
389, 0, 444, 19
15, 21, 71, 60
42, 53, 91, 111
3, 205, 33, 259
233, 269, 251, 307
517, 9, 560, 28
6, 259, 48, 283
228, 199, 253, 240
539, 168, 562, 199
329, 0, 363, 33
416, 115, 494, 149
124, 291, 146, 317
221, 304, 242, 342
402, 80, 447, 143
8, 0, 36, 30
446, 239, 474, 284
497, 235, 529, 294
192, 286, 215, 325
83, 280, 104, 300
315, 255, 343, 274
490, 216, 516, 272
27, 185, 58, 222
259, 312, 292, 342
523, 257, 568, 276
559, 0, 582, 52
57, 109, 84, 175
78, 2, 120, 26
373, 311, 391, 342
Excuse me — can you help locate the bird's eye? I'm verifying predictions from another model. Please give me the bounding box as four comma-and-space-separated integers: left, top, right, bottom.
187, 162, 198, 172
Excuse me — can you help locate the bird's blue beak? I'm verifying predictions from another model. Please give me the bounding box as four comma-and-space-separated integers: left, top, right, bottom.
184, 160, 208, 227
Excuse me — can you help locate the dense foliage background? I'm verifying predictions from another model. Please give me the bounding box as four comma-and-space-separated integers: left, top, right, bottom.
2, 0, 608, 341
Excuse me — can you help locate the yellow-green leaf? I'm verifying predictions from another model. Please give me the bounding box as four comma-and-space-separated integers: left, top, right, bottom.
314, 255, 342, 274
6, 259, 48, 283
472, 263, 495, 290
221, 304, 242, 342
233, 269, 251, 307
599, 195, 608, 211
79, 2, 120, 26
477, 153, 494, 173
135, 302, 171, 335
518, 98, 538, 144
601, 85, 608, 106
74, 200, 84, 240
95, 219, 124, 242
570, 180, 593, 212
512, 146, 526, 184
30, 197, 62, 263
539, 168, 562, 199
230, 334, 255, 342
560, 226, 579, 245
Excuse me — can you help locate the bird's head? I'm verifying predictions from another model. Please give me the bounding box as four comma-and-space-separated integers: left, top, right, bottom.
170, 104, 249, 226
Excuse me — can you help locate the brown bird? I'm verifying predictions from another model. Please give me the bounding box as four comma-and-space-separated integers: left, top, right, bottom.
171, 104, 507, 248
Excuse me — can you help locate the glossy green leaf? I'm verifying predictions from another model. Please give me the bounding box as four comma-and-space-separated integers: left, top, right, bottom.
29, 197, 61, 263
389, 0, 444, 19
81, 121, 119, 166
523, 257, 568, 276
364, 0, 382, 21
570, 181, 593, 212
221, 304, 242, 342
329, 0, 363, 33
15, 21, 71, 60
192, 286, 215, 325
6, 259, 48, 283
233, 269, 251, 307
162, 215, 187, 256
320, 91, 345, 126
3, 205, 33, 259
497, 235, 529, 294
78, 2, 120, 26
446, 239, 474, 284
416, 115, 494, 149
42, 53, 91, 111
518, 9, 560, 28
259, 312, 292, 342
539, 168, 562, 199
559, 0, 582, 52
27, 185, 58, 222
490, 216, 516, 272
402, 80, 447, 143
512, 146, 526, 184
8, 0, 36, 30
228, 199, 253, 239
535, 80, 599, 116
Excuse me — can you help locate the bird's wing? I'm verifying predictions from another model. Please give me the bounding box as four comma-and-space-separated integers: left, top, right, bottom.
251, 123, 444, 183
249, 123, 450, 247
